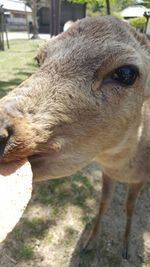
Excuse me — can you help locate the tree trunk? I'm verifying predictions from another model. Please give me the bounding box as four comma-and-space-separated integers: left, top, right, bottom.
106, 0, 111, 15
31, 0, 39, 39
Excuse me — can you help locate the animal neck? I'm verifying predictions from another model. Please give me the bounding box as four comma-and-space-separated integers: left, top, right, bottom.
96, 117, 143, 172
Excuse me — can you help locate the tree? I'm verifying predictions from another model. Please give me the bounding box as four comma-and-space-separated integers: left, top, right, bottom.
30, 0, 39, 38
106, 0, 110, 14
68, 0, 138, 16
135, 0, 150, 8
68, 0, 110, 14
22, 0, 50, 39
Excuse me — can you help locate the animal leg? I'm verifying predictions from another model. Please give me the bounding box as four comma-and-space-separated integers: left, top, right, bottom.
122, 181, 144, 260
83, 173, 115, 251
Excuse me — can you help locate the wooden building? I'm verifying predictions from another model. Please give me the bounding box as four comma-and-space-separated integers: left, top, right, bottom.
1, 0, 32, 31
38, 0, 86, 34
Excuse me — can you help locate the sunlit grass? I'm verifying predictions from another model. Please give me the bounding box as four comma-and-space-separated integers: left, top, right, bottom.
0, 39, 43, 97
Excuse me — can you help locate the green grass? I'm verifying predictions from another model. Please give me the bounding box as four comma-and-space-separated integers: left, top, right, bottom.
23, 217, 51, 239
34, 173, 94, 211
15, 244, 34, 260
65, 227, 78, 246
0, 39, 43, 97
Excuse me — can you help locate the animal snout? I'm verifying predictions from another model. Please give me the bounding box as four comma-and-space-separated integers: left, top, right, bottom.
0, 118, 13, 156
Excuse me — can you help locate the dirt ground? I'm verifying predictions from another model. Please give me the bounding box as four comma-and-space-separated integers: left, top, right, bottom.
0, 161, 150, 267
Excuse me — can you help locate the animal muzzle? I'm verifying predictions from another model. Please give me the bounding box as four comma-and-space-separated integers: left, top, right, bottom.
0, 108, 35, 162
0, 111, 13, 157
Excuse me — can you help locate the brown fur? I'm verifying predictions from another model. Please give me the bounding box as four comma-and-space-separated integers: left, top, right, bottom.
0, 16, 150, 257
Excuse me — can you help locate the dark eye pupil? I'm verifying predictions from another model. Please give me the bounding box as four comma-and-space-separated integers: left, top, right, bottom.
111, 66, 138, 85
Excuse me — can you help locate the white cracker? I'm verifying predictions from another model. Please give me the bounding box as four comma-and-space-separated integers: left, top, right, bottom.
0, 160, 33, 242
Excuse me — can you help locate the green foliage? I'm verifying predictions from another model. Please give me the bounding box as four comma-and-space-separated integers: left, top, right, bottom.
86, 1, 105, 16
68, 0, 136, 10
68, 0, 138, 16
67, 0, 104, 4
137, 0, 150, 8
128, 16, 147, 30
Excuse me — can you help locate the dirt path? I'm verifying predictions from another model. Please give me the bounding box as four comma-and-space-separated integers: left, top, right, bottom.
0, 161, 150, 267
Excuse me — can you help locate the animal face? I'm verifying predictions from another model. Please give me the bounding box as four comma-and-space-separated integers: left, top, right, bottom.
0, 16, 150, 181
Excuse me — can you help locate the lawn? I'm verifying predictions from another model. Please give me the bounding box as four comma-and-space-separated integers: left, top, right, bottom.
0, 39, 42, 97
0, 40, 149, 267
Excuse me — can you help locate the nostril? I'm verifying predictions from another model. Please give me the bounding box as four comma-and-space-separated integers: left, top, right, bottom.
0, 128, 9, 139
6, 125, 13, 137
0, 126, 13, 156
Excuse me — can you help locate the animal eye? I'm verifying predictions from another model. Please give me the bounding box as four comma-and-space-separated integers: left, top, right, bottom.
110, 65, 139, 86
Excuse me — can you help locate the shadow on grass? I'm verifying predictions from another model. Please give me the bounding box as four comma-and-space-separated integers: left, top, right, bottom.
0, 70, 35, 98
0, 216, 56, 264
9, 50, 37, 54
68, 180, 150, 267
0, 63, 37, 99
0, 167, 149, 266
16, 71, 33, 77
0, 79, 22, 98
32, 173, 96, 211
0, 170, 98, 265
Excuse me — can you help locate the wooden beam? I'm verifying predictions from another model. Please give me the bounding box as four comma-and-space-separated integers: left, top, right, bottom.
106, 0, 111, 15
50, 0, 61, 36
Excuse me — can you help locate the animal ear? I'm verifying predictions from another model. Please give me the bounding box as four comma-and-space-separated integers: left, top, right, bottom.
35, 41, 48, 67
34, 35, 58, 67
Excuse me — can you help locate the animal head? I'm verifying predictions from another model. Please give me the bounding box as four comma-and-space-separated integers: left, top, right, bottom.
0, 16, 150, 180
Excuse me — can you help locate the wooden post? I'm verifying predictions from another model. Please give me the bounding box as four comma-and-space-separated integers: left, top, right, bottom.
0, 5, 4, 51
25, 4, 30, 40
4, 22, 9, 49
50, 0, 61, 36
106, 0, 111, 15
